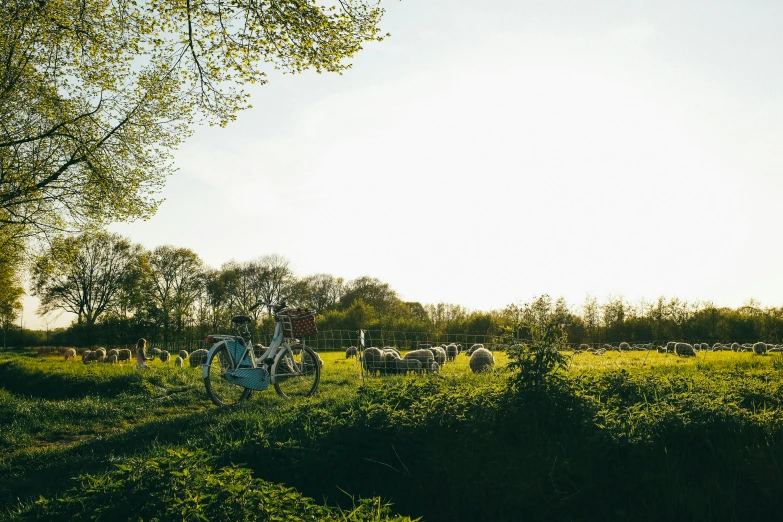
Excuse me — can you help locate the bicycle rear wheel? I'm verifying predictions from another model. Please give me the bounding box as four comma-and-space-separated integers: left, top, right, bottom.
272, 343, 321, 398
204, 344, 252, 406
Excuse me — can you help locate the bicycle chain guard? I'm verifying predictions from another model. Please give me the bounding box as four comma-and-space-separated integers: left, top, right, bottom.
226, 367, 271, 391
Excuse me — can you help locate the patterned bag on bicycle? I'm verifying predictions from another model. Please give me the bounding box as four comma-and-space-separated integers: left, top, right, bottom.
284, 309, 318, 338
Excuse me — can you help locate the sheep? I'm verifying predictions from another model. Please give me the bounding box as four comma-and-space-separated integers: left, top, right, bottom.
381, 349, 402, 375
429, 361, 440, 374
63, 348, 77, 361
731, 342, 740, 352
82, 350, 97, 364
117, 348, 132, 362
429, 346, 446, 366
752, 342, 767, 355
159, 350, 171, 363
469, 347, 495, 373
674, 342, 696, 357
657, 346, 667, 353
107, 354, 118, 364
403, 349, 435, 372
466, 343, 484, 356
578, 344, 590, 352
179, 350, 189, 360
666, 341, 676, 354
699, 343, 709, 351
97, 355, 107, 363
150, 347, 162, 358
175, 356, 184, 368
106, 348, 119, 358
619, 342, 630, 352
382, 346, 401, 358
393, 358, 422, 375
345, 346, 358, 358
361, 347, 384, 375
303, 350, 324, 370
93, 347, 107, 358
445, 344, 459, 361
189, 348, 209, 367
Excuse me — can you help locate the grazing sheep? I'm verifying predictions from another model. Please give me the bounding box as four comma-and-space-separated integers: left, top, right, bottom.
117, 349, 132, 362
189, 348, 209, 367
619, 342, 630, 352
731, 342, 740, 352
362, 347, 384, 375
63, 348, 77, 361
674, 342, 696, 357
179, 350, 189, 360
106, 348, 119, 358
469, 347, 495, 373
666, 342, 676, 354
429, 361, 441, 374
150, 347, 162, 358
93, 347, 107, 358
445, 344, 459, 361
381, 349, 402, 375
159, 350, 171, 363
657, 346, 667, 353
97, 355, 107, 363
466, 343, 484, 356
175, 356, 184, 368
752, 342, 767, 355
382, 346, 402, 358
107, 354, 118, 364
578, 344, 590, 352
303, 350, 324, 369
699, 343, 709, 351
403, 349, 435, 372
345, 346, 358, 358
394, 358, 422, 374
429, 346, 446, 366
82, 350, 97, 364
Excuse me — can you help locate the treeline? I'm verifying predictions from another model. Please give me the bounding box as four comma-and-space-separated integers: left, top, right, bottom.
4, 231, 783, 348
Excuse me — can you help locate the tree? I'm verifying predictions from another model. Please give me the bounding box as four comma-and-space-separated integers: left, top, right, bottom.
144, 245, 204, 342
0, 235, 24, 348
252, 254, 294, 314
299, 273, 345, 311
31, 231, 140, 329
0, 0, 387, 238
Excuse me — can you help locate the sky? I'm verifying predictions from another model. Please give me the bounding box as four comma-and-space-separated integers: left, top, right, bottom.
22, 0, 783, 330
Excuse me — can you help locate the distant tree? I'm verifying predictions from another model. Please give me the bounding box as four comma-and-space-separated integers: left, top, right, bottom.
144, 245, 204, 342
0, 237, 24, 348
340, 276, 398, 315
252, 255, 295, 314
31, 232, 140, 330
299, 273, 345, 312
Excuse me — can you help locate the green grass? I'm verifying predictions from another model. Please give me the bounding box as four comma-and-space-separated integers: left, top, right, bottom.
1, 349, 783, 521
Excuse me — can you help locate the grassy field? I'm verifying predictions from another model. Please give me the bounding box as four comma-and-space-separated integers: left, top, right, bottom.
1, 348, 782, 521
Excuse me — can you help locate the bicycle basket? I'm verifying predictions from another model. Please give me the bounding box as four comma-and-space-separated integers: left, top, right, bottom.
280, 309, 318, 338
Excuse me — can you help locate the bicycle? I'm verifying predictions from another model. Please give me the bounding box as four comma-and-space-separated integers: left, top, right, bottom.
202, 300, 321, 406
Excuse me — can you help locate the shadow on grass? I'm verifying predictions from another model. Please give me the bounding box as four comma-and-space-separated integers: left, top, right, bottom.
231, 381, 783, 522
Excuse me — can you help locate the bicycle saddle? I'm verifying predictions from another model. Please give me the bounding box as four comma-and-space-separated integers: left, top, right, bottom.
231, 315, 252, 324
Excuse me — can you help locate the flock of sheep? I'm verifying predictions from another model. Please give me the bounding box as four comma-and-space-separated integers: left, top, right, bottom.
573, 341, 783, 357
346, 343, 496, 375
65, 346, 210, 367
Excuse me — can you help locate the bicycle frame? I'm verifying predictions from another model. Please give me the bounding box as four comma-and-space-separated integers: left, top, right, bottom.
202, 312, 292, 385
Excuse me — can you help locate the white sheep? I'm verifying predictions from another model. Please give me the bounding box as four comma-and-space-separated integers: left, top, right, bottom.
619, 342, 630, 352
82, 350, 96, 364
345, 346, 358, 358
393, 358, 422, 374
159, 350, 171, 363
666, 342, 676, 354
303, 350, 324, 369
189, 349, 209, 367
93, 347, 107, 358
361, 347, 384, 375
107, 348, 119, 358
752, 342, 767, 355
107, 354, 118, 363
179, 350, 189, 360
466, 343, 484, 356
63, 348, 77, 361
117, 348, 132, 362
445, 344, 459, 361
175, 356, 184, 368
674, 342, 696, 357
469, 347, 495, 373
429, 346, 446, 366
403, 349, 435, 368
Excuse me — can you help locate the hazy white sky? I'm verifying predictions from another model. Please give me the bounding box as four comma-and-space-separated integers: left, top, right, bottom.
24, 0, 783, 329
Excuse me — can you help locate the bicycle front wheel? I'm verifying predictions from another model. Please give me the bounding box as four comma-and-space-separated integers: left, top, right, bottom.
272, 343, 321, 398
204, 344, 252, 406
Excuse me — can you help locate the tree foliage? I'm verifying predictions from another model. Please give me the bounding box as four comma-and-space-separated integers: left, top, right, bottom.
0, 0, 387, 237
